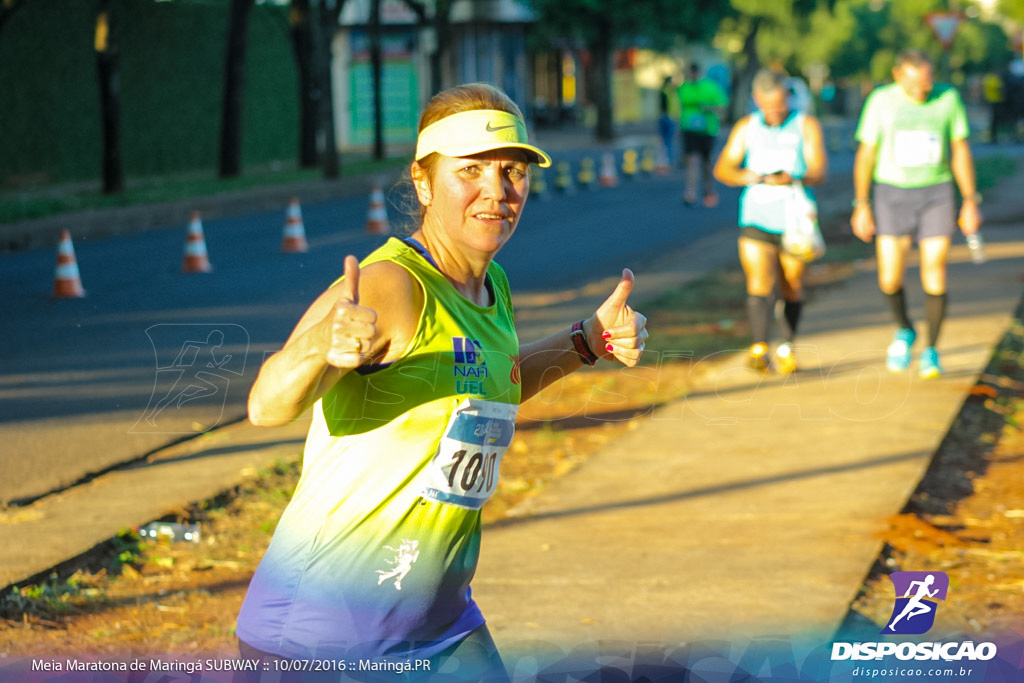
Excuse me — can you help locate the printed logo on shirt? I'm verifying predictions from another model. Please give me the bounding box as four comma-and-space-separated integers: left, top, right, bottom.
452, 337, 488, 395
375, 539, 421, 591
509, 354, 521, 385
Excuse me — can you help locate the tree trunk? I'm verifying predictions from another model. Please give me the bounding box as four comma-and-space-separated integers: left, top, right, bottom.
429, 16, 445, 95
590, 16, 615, 141
370, 0, 385, 160
95, 0, 123, 194
289, 0, 318, 168
219, 0, 254, 179
394, 0, 450, 96
430, 0, 454, 95
728, 16, 761, 124
318, 0, 341, 178
0, 0, 27, 39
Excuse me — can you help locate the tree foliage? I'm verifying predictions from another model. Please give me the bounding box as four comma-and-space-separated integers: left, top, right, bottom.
712, 0, 1015, 116
1001, 0, 1024, 23
819, 0, 1015, 82
525, 0, 726, 139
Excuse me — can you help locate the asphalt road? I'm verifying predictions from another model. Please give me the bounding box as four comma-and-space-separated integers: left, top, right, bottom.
0, 140, 862, 508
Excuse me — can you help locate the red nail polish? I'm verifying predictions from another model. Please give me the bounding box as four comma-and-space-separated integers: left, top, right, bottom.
601, 331, 611, 339
605, 343, 614, 352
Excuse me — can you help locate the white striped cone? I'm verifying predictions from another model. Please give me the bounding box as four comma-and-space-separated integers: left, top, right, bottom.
52, 229, 85, 298
281, 197, 308, 253
365, 184, 390, 235
182, 211, 212, 273
599, 151, 619, 188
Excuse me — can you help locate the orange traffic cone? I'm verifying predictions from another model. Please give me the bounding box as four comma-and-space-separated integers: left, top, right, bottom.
365, 183, 390, 235
599, 151, 619, 188
52, 229, 85, 298
281, 197, 308, 253
182, 211, 212, 273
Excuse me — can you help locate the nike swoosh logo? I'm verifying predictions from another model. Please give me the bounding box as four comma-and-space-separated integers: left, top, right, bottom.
485, 122, 516, 132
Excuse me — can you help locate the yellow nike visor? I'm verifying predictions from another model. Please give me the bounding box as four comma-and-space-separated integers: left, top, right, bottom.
415, 110, 552, 168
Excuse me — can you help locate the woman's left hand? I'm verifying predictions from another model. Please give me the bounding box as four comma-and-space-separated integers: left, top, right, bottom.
589, 269, 649, 367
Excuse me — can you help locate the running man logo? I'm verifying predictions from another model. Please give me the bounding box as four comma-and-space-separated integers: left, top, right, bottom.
132, 324, 249, 434
881, 571, 949, 635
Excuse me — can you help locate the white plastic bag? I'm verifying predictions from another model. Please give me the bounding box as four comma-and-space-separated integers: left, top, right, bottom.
782, 181, 826, 262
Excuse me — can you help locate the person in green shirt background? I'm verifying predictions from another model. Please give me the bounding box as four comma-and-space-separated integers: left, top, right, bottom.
851, 49, 982, 379
677, 62, 730, 207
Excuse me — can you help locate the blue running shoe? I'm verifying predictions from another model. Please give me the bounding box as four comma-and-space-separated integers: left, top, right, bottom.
919, 346, 943, 379
886, 328, 916, 372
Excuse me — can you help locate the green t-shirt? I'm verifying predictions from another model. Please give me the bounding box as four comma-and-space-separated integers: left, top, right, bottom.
677, 78, 729, 136
855, 82, 970, 188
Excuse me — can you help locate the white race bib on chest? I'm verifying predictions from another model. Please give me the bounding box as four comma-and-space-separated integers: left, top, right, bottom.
422, 399, 518, 509
893, 130, 942, 167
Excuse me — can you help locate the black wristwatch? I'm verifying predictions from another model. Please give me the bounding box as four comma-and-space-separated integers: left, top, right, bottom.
570, 320, 599, 366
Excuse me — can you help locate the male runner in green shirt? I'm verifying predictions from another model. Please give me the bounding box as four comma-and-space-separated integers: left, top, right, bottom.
851, 49, 982, 378
677, 62, 729, 207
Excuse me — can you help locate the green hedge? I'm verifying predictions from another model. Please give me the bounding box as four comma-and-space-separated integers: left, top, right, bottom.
0, 0, 298, 186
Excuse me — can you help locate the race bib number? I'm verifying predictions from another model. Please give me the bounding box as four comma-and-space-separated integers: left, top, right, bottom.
893, 130, 942, 167
422, 399, 518, 509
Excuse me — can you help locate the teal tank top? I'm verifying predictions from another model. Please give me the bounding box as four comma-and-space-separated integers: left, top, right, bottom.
236, 237, 521, 660
739, 112, 814, 235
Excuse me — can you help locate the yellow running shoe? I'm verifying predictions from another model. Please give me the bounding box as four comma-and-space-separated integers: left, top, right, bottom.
774, 342, 797, 375
747, 342, 770, 372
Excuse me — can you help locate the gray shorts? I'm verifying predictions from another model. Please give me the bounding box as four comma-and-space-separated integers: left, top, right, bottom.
873, 182, 956, 241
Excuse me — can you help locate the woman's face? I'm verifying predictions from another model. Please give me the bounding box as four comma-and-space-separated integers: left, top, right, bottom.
414, 148, 530, 256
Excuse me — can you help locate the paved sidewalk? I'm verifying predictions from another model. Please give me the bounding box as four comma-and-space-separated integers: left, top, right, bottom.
471, 221, 1024, 661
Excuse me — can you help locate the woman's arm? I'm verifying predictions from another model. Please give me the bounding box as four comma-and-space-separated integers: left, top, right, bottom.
518, 270, 648, 402
247, 256, 420, 426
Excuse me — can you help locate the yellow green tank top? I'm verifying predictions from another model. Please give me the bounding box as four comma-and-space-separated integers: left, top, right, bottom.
236, 237, 521, 660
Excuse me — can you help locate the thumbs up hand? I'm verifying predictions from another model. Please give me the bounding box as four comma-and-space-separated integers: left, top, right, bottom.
589, 268, 648, 367
325, 255, 379, 368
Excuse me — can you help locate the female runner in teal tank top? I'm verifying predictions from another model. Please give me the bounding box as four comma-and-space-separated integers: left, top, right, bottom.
714, 69, 828, 376
235, 83, 649, 682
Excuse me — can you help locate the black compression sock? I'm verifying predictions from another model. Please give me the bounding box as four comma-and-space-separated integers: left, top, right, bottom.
925, 292, 947, 348
781, 300, 803, 343
885, 288, 913, 330
747, 295, 772, 346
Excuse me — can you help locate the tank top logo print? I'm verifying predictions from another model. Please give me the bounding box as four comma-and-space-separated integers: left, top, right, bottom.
452, 336, 489, 395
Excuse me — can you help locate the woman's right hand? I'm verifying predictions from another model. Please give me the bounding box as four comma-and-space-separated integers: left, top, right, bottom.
324, 255, 379, 368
